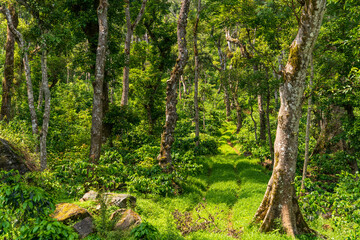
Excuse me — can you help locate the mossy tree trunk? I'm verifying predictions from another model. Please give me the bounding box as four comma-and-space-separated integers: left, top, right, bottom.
0, 5, 17, 122
89, 0, 109, 162
253, 0, 326, 237
157, 0, 190, 171
193, 0, 201, 146
0, 5, 38, 136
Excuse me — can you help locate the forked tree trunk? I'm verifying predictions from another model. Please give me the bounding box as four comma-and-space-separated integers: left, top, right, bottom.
121, 0, 147, 106
89, 0, 109, 162
157, 0, 190, 171
1, 5, 38, 136
301, 55, 313, 190
1, 5, 17, 122
253, 0, 326, 237
40, 47, 51, 171
193, 0, 201, 146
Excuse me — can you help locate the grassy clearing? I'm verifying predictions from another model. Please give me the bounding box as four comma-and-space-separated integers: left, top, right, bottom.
132, 123, 345, 240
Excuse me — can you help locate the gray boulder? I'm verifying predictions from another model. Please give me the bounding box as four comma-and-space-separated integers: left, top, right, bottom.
80, 190, 99, 202
73, 217, 94, 238
104, 193, 136, 208
0, 138, 30, 174
114, 209, 141, 231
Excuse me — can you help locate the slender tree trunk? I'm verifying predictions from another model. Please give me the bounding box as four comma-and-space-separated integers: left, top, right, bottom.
121, 0, 147, 106
301, 55, 313, 190
250, 99, 258, 143
1, 5, 17, 122
40, 47, 51, 171
89, 0, 109, 162
194, 0, 201, 146
157, 0, 190, 171
235, 98, 243, 134
1, 6, 38, 136
266, 89, 274, 164
214, 35, 231, 121
258, 94, 266, 142
253, 0, 326, 237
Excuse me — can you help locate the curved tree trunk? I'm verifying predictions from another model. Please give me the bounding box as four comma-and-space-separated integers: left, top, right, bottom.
1, 5, 38, 136
194, 0, 201, 146
157, 0, 190, 171
89, 0, 109, 162
253, 0, 326, 237
1, 5, 18, 122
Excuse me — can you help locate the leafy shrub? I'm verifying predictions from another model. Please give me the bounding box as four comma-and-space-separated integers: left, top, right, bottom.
130, 221, 159, 240
296, 171, 360, 237
0, 170, 77, 240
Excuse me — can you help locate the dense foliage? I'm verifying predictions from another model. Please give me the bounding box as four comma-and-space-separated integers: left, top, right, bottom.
0, 0, 359, 239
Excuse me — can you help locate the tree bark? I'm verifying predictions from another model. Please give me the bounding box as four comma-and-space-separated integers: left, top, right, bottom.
157, 0, 190, 171
121, 0, 147, 106
214, 34, 231, 121
258, 93, 266, 142
250, 98, 258, 143
0, 5, 18, 122
89, 0, 109, 162
194, 0, 201, 146
0, 5, 38, 136
253, 0, 326, 237
40, 47, 51, 171
301, 55, 313, 190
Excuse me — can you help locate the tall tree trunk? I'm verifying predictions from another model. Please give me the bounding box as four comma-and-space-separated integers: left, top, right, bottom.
266, 88, 274, 164
121, 0, 147, 106
250, 98, 258, 144
253, 0, 326, 237
214, 35, 230, 121
157, 0, 190, 171
258, 93, 266, 142
224, 86, 231, 121
234, 98, 243, 134
89, 0, 109, 162
1, 5, 38, 136
301, 55, 313, 190
1, 5, 17, 122
193, 0, 201, 146
40, 47, 51, 171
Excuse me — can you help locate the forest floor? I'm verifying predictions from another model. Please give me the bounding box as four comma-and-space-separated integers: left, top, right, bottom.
132, 126, 335, 240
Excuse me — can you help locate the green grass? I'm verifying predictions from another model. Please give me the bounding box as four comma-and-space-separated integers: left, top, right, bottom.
70, 122, 348, 239
131, 123, 346, 240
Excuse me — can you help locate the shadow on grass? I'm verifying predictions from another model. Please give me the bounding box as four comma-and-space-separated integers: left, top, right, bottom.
235, 161, 271, 185
206, 188, 238, 206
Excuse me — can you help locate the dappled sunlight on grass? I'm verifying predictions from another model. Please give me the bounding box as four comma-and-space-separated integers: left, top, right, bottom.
133, 122, 340, 239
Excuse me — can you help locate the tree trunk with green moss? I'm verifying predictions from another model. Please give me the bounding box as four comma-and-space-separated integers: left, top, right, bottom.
253, 0, 326, 237
157, 0, 190, 171
89, 0, 109, 162
0, 5, 17, 122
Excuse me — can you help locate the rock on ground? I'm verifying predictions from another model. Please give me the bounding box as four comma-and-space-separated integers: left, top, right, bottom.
114, 209, 141, 231
80, 190, 98, 202
52, 203, 90, 222
73, 217, 94, 238
0, 138, 30, 174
